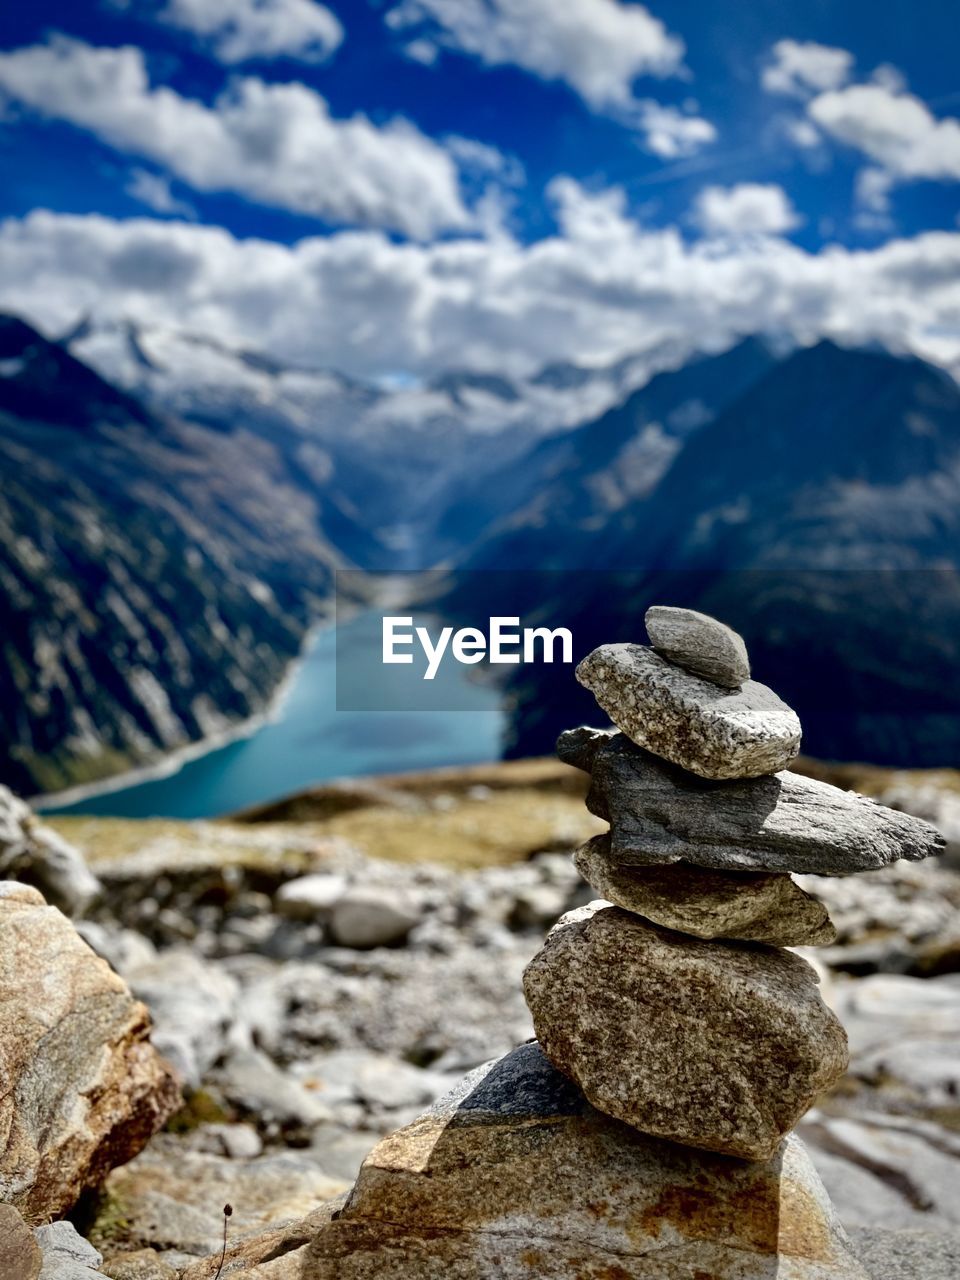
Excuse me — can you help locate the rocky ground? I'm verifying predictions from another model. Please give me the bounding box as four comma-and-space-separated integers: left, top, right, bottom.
9, 755, 960, 1276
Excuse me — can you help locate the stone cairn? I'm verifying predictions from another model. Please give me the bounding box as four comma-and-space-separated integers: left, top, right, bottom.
307, 607, 944, 1279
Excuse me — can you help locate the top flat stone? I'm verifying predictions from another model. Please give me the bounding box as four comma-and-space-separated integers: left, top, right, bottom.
576, 642, 801, 779
645, 605, 750, 688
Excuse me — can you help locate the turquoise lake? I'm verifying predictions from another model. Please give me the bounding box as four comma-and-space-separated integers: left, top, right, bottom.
42, 611, 505, 820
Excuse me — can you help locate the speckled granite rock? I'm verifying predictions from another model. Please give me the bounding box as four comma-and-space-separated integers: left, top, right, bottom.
523, 903, 849, 1160
0, 785, 100, 916
0, 1204, 41, 1280
304, 1042, 868, 1279
0, 882, 181, 1224
645, 605, 751, 688
559, 728, 945, 875
34, 1221, 103, 1278
574, 834, 836, 945
851, 1228, 960, 1280
576, 642, 801, 778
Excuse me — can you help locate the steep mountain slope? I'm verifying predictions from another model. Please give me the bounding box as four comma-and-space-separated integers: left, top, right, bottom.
621, 340, 960, 570
0, 315, 344, 795
439, 337, 779, 567
441, 342, 960, 766
65, 318, 682, 566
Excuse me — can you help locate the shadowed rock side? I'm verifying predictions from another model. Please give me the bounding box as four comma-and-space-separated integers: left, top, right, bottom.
574, 834, 836, 945
576, 643, 801, 779
523, 903, 849, 1160
558, 728, 945, 875
304, 1042, 868, 1279
0, 882, 181, 1223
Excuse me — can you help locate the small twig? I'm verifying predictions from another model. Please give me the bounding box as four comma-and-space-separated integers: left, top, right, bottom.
212, 1203, 233, 1280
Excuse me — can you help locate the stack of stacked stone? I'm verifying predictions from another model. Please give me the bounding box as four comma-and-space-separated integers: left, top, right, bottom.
523, 605, 945, 1162
307, 606, 944, 1279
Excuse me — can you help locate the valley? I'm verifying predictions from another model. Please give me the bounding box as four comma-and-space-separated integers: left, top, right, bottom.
3, 314, 960, 803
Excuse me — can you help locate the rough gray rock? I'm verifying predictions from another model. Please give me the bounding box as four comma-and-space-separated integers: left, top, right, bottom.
99, 1250, 179, 1279
645, 604, 751, 687
796, 860, 960, 970
576, 642, 801, 778
126, 949, 239, 1088
274, 873, 348, 921
329, 888, 422, 949
0, 786, 100, 915
0, 882, 180, 1224
305, 1041, 867, 1279
801, 1111, 960, 1234
0, 1204, 41, 1280
851, 1228, 960, 1280
102, 1140, 349, 1258
574, 834, 837, 944
559, 727, 945, 875
210, 1047, 333, 1132
523, 902, 849, 1160
185, 1121, 264, 1160
35, 1221, 103, 1279
831, 973, 960, 1109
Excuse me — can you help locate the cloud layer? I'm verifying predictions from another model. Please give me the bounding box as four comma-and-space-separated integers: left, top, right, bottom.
154, 0, 343, 64
762, 40, 854, 99
387, 0, 684, 108
810, 84, 960, 183
693, 184, 801, 236
385, 0, 715, 153
3, 191, 958, 385
0, 37, 471, 238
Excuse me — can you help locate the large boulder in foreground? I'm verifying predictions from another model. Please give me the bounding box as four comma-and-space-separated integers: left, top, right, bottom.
523, 903, 849, 1160
576, 642, 801, 778
559, 727, 945, 875
0, 882, 181, 1223
574, 834, 836, 945
305, 1042, 867, 1279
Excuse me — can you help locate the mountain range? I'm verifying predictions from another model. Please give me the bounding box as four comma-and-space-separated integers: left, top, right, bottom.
436, 340, 960, 763
2, 312, 960, 794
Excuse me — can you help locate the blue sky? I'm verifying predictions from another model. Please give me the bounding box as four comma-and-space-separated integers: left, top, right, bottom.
0, 0, 958, 380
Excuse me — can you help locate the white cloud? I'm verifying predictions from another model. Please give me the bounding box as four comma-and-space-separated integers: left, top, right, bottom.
693, 184, 802, 237
2, 194, 959, 387
125, 168, 197, 218
154, 0, 343, 64
0, 36, 472, 238
386, 0, 686, 117
855, 167, 895, 214
636, 102, 716, 158
783, 117, 821, 150
809, 84, 960, 183
870, 63, 908, 94
762, 39, 854, 99
403, 38, 439, 65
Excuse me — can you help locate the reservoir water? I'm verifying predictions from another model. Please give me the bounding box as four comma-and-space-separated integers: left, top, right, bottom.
43, 611, 505, 820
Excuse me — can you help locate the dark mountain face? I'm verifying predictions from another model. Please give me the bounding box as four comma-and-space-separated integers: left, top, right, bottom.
437, 337, 779, 568
433, 340, 960, 768
618, 341, 960, 572
0, 315, 154, 431
0, 316, 344, 794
